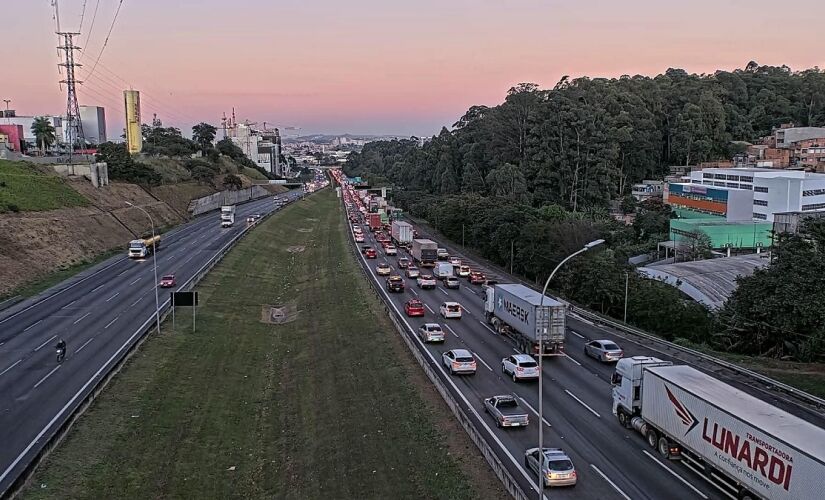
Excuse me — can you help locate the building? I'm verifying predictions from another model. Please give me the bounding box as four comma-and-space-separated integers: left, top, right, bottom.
631, 180, 664, 201
79, 105, 106, 145
792, 138, 825, 172
772, 125, 825, 149
1, 112, 65, 147
666, 183, 753, 221
669, 219, 772, 251
124, 90, 142, 154
772, 210, 825, 235
0, 124, 25, 151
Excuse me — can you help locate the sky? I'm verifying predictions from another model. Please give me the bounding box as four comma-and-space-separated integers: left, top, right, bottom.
3, 0, 825, 139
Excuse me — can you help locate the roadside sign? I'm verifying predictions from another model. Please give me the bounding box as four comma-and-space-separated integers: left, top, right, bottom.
172, 291, 198, 307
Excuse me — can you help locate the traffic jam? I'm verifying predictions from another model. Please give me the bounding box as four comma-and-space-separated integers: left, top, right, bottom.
331, 170, 729, 500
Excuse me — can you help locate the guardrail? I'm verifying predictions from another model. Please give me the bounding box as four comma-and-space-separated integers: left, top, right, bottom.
337, 190, 528, 500
405, 214, 825, 415
0, 296, 23, 313
3, 194, 300, 499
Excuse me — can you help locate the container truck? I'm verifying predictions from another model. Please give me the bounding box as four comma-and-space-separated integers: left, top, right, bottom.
220, 205, 236, 227
368, 213, 382, 232
128, 235, 161, 258
611, 357, 825, 500
410, 239, 438, 268
483, 284, 567, 356
391, 221, 413, 247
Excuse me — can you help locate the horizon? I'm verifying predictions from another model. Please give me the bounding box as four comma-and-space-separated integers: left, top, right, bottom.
3, 0, 825, 140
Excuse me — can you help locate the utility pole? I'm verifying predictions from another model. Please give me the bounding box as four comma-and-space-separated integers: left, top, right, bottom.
624, 271, 629, 323
510, 240, 514, 274
57, 31, 85, 164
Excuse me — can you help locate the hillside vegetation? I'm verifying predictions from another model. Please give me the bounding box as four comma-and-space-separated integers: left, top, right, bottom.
0, 160, 89, 213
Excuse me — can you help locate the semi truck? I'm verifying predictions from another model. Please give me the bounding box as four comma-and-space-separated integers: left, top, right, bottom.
410, 239, 438, 268
128, 235, 161, 259
611, 357, 825, 500
390, 221, 413, 247
483, 283, 567, 356
368, 213, 382, 232
220, 205, 236, 227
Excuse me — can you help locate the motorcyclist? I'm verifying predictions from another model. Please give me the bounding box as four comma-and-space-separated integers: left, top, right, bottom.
56, 338, 67, 361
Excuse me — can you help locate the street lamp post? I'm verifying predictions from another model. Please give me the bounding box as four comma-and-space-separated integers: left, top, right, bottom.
536, 238, 603, 496
125, 201, 161, 334
624, 271, 629, 323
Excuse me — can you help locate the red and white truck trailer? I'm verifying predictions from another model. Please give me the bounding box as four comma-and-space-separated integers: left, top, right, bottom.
611, 357, 825, 500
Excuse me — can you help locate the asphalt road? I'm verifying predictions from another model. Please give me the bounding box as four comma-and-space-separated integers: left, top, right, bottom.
0, 190, 304, 495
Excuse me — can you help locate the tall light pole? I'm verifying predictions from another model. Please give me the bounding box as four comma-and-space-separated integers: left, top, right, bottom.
2, 99, 10, 124
536, 238, 603, 496
624, 271, 629, 323
125, 201, 161, 334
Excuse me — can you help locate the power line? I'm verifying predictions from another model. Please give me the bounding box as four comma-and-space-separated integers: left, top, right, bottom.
79, 0, 88, 32
86, 0, 124, 82
82, 0, 101, 49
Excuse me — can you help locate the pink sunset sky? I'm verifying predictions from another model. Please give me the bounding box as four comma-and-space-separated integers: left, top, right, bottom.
3, 0, 824, 138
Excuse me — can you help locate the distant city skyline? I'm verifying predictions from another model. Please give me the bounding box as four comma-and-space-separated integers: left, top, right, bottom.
3, 0, 825, 139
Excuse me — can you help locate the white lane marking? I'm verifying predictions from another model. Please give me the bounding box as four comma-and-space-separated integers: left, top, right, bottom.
409, 288, 418, 296
518, 397, 553, 427
570, 330, 585, 339
105, 292, 120, 302
33, 365, 61, 389
642, 450, 709, 499
0, 359, 22, 376
184, 255, 194, 264
130, 296, 143, 308
425, 303, 435, 314
75, 337, 94, 353
61, 300, 76, 309
24, 320, 43, 332
564, 389, 601, 418
117, 269, 129, 277
473, 352, 492, 371
563, 353, 582, 366
91, 284, 105, 293
444, 323, 459, 338
129, 277, 141, 285
590, 464, 632, 500
104, 316, 120, 329
73, 312, 91, 325
438, 287, 449, 295
479, 320, 497, 334
34, 335, 57, 352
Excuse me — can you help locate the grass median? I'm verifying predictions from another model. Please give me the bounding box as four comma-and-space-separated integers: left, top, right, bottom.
24, 188, 490, 499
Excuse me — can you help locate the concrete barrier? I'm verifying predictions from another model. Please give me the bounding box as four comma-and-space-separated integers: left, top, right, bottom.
187, 186, 271, 216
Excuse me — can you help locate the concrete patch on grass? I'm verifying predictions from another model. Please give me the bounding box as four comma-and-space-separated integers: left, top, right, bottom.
296, 228, 313, 233
286, 246, 306, 253
261, 302, 300, 325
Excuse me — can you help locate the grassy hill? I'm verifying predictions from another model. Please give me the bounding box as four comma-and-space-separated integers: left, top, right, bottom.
0, 160, 89, 212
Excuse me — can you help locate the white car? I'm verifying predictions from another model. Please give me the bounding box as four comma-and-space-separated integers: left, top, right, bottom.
457, 265, 471, 277
502, 354, 540, 381
440, 302, 462, 319
406, 266, 420, 279
417, 274, 437, 289
437, 248, 450, 260
355, 234, 365, 243
418, 323, 445, 343
385, 245, 398, 256
442, 349, 476, 375
450, 256, 461, 267
353, 226, 362, 234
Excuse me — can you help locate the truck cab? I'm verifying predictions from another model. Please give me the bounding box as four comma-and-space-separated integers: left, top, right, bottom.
611, 356, 672, 427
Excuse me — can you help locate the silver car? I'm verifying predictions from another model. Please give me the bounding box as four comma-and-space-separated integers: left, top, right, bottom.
418, 323, 445, 343
524, 448, 578, 488
584, 339, 624, 362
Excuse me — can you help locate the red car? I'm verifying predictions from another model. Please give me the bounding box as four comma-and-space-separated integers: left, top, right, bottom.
365, 248, 377, 259
159, 274, 176, 288
404, 299, 426, 317
468, 271, 486, 285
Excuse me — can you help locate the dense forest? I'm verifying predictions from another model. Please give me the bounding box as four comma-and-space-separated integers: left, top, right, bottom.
343, 63, 825, 361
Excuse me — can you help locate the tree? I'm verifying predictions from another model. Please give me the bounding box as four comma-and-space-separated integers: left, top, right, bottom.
96, 142, 161, 185
222, 173, 243, 190
31, 117, 56, 154
192, 123, 217, 155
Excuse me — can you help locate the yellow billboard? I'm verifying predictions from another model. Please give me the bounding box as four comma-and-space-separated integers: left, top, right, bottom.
124, 89, 142, 154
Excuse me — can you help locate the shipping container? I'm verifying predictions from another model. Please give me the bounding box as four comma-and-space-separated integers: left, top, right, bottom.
484, 283, 567, 355
391, 221, 413, 247
410, 239, 438, 267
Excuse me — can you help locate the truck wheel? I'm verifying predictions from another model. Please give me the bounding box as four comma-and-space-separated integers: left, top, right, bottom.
739, 491, 756, 500
658, 437, 671, 458
646, 429, 658, 449
617, 410, 629, 428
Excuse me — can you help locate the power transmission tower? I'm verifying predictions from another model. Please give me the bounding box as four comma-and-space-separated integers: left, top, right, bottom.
57, 31, 85, 163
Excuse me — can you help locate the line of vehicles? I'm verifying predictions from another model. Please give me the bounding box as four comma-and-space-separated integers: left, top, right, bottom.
335, 170, 825, 498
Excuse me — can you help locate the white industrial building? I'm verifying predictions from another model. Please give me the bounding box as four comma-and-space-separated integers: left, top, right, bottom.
78, 105, 107, 145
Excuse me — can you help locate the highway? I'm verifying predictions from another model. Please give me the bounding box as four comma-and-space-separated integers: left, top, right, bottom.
338, 179, 825, 499
0, 190, 303, 495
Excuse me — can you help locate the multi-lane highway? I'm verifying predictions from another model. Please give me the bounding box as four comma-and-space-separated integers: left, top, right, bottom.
338, 182, 825, 499
0, 190, 303, 495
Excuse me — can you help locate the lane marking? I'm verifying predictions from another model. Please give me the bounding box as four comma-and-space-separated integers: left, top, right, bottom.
479, 320, 497, 334
518, 397, 552, 427
562, 353, 582, 366
129, 277, 141, 285
24, 320, 43, 332
564, 389, 601, 418
130, 297, 143, 308
105, 292, 120, 302
642, 450, 709, 499
438, 287, 449, 295
425, 304, 435, 314
91, 284, 105, 293
570, 330, 585, 339
444, 323, 459, 338
409, 288, 418, 296
73, 312, 91, 325
184, 255, 194, 264
33, 365, 62, 389
0, 359, 22, 377
590, 464, 632, 500
104, 316, 120, 329
474, 352, 493, 371
34, 335, 57, 352
61, 300, 76, 309
75, 337, 94, 354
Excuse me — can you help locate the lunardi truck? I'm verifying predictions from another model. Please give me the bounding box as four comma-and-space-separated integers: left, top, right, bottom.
128, 235, 161, 259
611, 357, 825, 500
390, 221, 413, 248
220, 205, 236, 227
410, 239, 438, 268
484, 283, 567, 356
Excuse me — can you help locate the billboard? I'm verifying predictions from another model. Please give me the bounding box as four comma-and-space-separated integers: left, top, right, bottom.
124, 90, 142, 154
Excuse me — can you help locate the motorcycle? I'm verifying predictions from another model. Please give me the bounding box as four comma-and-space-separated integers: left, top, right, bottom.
56, 347, 65, 363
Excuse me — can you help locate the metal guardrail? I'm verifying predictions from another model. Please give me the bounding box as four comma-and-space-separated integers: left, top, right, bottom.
0, 296, 23, 313
338, 191, 528, 500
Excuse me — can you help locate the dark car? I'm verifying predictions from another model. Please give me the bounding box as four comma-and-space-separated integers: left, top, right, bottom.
365, 248, 377, 259
159, 274, 176, 288
387, 275, 405, 292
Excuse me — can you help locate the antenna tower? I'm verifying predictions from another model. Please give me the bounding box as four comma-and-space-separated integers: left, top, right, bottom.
57, 31, 85, 162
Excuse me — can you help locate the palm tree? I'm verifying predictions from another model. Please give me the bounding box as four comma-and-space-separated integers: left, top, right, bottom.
31, 116, 56, 155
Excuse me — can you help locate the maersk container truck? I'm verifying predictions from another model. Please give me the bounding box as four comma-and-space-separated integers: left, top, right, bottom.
612, 357, 825, 500
484, 283, 567, 356
391, 221, 413, 247
410, 239, 438, 268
